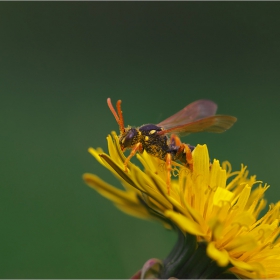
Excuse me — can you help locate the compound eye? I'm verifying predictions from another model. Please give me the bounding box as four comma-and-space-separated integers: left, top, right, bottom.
121, 129, 137, 149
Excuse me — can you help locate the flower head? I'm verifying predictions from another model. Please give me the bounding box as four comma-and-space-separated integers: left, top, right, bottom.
84, 132, 280, 279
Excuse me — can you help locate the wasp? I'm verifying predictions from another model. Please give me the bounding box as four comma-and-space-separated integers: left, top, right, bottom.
107, 98, 237, 194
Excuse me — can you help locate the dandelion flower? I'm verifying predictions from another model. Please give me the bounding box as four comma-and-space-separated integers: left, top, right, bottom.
83, 132, 280, 279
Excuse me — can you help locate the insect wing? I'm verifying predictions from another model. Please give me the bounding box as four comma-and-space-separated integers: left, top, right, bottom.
157, 115, 237, 137
157, 99, 218, 130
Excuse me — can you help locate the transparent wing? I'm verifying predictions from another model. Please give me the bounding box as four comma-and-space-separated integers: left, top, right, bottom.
157, 115, 237, 137
157, 99, 218, 129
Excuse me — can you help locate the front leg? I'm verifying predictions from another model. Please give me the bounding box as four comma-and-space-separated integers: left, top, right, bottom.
124, 142, 143, 172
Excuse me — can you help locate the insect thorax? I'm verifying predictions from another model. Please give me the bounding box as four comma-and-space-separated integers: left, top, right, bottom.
138, 124, 169, 160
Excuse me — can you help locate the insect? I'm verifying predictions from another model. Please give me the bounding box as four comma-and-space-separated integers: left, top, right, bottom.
107, 98, 237, 194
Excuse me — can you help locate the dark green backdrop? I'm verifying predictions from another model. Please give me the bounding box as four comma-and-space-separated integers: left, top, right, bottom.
1, 2, 280, 278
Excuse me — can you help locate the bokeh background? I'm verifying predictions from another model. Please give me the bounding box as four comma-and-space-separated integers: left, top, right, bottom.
1, 2, 280, 278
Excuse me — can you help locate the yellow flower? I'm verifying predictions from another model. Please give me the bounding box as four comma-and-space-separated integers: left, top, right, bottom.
83, 132, 280, 279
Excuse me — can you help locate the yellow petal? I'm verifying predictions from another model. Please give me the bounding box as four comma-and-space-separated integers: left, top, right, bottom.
83, 173, 155, 220
226, 235, 258, 254
192, 144, 210, 214
213, 186, 234, 206
208, 217, 224, 240
235, 185, 251, 212
108, 132, 126, 165
88, 147, 105, 166
209, 159, 226, 190
83, 173, 137, 204
207, 242, 229, 266
115, 203, 151, 220
192, 144, 210, 188
229, 257, 261, 274
165, 210, 205, 236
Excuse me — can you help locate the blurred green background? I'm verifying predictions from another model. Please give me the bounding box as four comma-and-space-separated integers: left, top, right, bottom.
1, 2, 280, 278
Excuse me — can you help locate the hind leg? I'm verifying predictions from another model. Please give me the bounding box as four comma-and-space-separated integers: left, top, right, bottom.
170, 134, 193, 170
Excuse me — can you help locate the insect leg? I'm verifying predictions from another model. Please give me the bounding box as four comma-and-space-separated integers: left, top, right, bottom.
170, 134, 193, 171
170, 133, 182, 147
123, 142, 143, 172
165, 153, 172, 195
182, 144, 193, 171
